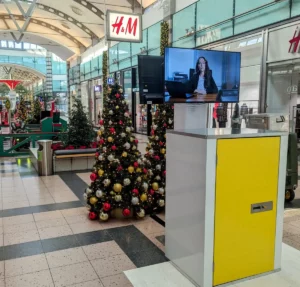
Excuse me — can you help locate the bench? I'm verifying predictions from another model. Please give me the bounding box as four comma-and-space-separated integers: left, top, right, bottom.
54, 148, 97, 172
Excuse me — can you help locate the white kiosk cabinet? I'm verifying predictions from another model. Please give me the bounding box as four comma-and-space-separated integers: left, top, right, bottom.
165, 128, 288, 287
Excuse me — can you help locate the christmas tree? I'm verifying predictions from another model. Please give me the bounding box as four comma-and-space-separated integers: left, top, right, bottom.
84, 83, 150, 221
66, 98, 94, 148
145, 104, 174, 214
15, 97, 28, 122
31, 98, 42, 124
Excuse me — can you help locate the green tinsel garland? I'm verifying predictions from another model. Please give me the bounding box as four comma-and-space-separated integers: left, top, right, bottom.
160, 21, 169, 56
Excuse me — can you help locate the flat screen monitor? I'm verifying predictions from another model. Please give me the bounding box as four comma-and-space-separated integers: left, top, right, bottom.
138, 55, 164, 104
164, 47, 241, 103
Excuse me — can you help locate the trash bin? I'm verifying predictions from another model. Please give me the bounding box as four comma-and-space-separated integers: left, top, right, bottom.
37, 140, 53, 176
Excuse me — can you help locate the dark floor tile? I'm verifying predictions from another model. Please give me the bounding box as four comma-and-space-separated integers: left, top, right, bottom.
41, 235, 81, 253
76, 230, 112, 246
126, 250, 154, 268
144, 248, 169, 265
2, 241, 43, 261
0, 162, 17, 165
0, 169, 18, 173
0, 206, 34, 218
156, 235, 165, 246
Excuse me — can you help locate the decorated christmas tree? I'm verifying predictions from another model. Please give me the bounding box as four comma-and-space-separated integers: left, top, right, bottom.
145, 104, 174, 214
66, 98, 94, 148
15, 97, 28, 122
84, 83, 150, 221
32, 98, 42, 123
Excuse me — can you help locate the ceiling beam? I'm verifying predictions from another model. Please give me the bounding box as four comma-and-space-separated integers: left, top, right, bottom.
73, 0, 104, 20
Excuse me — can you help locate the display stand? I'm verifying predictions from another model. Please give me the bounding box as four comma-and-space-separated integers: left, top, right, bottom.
165, 128, 288, 287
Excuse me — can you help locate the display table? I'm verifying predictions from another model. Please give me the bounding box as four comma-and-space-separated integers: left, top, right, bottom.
165, 128, 288, 287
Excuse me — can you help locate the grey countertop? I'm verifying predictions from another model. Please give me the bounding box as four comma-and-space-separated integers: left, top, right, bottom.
167, 128, 288, 139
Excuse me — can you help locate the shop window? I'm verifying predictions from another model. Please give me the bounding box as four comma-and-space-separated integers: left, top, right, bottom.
132, 29, 148, 66
235, 0, 290, 35
148, 22, 161, 55
36, 57, 47, 74
118, 42, 131, 70
91, 57, 100, 78
109, 44, 119, 73
292, 0, 300, 17
196, 0, 233, 47
172, 5, 196, 48
8, 41, 14, 48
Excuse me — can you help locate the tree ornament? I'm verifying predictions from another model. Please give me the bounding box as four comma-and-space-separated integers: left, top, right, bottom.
154, 155, 160, 161
160, 148, 166, 154
109, 120, 113, 125
132, 146, 137, 150
119, 120, 123, 125
89, 212, 97, 220
169, 119, 173, 124
115, 195, 122, 202
155, 175, 161, 181
131, 197, 139, 205
143, 168, 148, 174
152, 182, 159, 191
116, 93, 120, 98
142, 182, 149, 191
89, 197, 98, 205
121, 132, 126, 138
158, 199, 165, 207
98, 169, 104, 177
98, 155, 104, 161
86, 187, 92, 195
155, 136, 159, 141
100, 126, 105, 132
103, 179, 111, 187
107, 137, 113, 143
137, 208, 145, 218
122, 152, 128, 157
83, 193, 88, 201
86, 204, 92, 211
149, 189, 155, 196
153, 125, 158, 130
124, 112, 130, 118
99, 212, 109, 221
109, 110, 113, 115
126, 127, 131, 133
109, 127, 116, 134
113, 183, 122, 193
124, 142, 131, 150
163, 110, 166, 115
90, 173, 97, 182
116, 106, 119, 110
99, 139, 105, 145
97, 130, 102, 136
159, 141, 164, 146
103, 203, 111, 211
163, 170, 166, 176
117, 165, 123, 172
108, 154, 114, 162
137, 176, 142, 182
133, 162, 139, 168
124, 178, 131, 186
149, 149, 154, 155
140, 193, 148, 202
96, 190, 103, 198
158, 187, 165, 195
99, 119, 104, 125
103, 147, 107, 152
122, 208, 131, 217
128, 166, 134, 173
110, 191, 116, 196
136, 167, 142, 173
132, 188, 139, 196
163, 123, 167, 128
134, 139, 139, 144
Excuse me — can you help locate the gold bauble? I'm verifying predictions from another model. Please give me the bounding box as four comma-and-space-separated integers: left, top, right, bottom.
135, 152, 139, 156
97, 130, 102, 136
164, 134, 166, 138
89, 197, 98, 205
152, 182, 159, 191
100, 212, 109, 221
113, 183, 122, 193
160, 148, 166, 155
98, 169, 104, 177
122, 152, 128, 157
116, 106, 119, 109
128, 166, 134, 173
108, 137, 113, 142
136, 168, 142, 173
137, 176, 142, 182
140, 193, 147, 202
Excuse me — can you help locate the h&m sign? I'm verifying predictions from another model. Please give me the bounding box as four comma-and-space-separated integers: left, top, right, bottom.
106, 10, 142, 43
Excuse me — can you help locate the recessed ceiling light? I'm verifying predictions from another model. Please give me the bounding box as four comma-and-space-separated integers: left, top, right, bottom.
61, 22, 70, 29
70, 5, 83, 16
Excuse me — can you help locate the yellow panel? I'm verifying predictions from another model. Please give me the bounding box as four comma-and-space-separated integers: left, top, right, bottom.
213, 137, 280, 286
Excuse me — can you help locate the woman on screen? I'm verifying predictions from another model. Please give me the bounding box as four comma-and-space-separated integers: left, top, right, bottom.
189, 57, 218, 95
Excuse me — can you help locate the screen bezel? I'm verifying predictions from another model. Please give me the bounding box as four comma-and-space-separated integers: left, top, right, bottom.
163, 47, 241, 104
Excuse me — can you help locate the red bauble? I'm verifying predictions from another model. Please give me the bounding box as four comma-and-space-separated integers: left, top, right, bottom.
134, 139, 139, 144
95, 152, 99, 157
151, 129, 155, 136
89, 212, 97, 220
149, 189, 155, 196
109, 127, 116, 134
117, 165, 123, 171
111, 145, 117, 151
159, 141, 164, 146
143, 168, 148, 174
99, 139, 105, 145
154, 155, 160, 161
90, 173, 97, 181
103, 203, 111, 212
122, 208, 131, 217
133, 162, 139, 168
99, 119, 104, 125
132, 188, 139, 196
163, 123, 167, 128
163, 170, 166, 176
119, 120, 123, 125
116, 93, 121, 98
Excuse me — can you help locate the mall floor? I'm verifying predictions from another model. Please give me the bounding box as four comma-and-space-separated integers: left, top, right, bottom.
0, 134, 298, 286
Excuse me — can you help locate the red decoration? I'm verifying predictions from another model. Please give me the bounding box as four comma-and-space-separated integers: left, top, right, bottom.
0, 79, 22, 89
91, 142, 97, 148
143, 168, 148, 174
119, 120, 123, 125
65, 145, 75, 150
163, 170, 166, 176
111, 145, 117, 151
116, 93, 121, 98
151, 129, 155, 136
80, 146, 87, 149
149, 189, 155, 196
133, 162, 139, 168
109, 127, 116, 134
163, 123, 167, 128
95, 152, 99, 157
159, 141, 164, 146
99, 139, 105, 145
103, 203, 111, 211
117, 165, 123, 171
122, 208, 131, 217
90, 173, 97, 182
89, 212, 97, 220
99, 119, 104, 125
134, 139, 139, 144
154, 155, 160, 161
132, 189, 139, 196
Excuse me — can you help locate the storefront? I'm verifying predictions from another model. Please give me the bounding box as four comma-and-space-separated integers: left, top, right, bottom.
265, 21, 300, 136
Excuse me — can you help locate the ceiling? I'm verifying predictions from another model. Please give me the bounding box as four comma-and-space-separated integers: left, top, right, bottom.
0, 0, 157, 60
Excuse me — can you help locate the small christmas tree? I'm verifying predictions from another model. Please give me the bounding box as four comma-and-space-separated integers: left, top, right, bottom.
145, 104, 174, 214
66, 98, 94, 148
32, 98, 42, 124
84, 83, 150, 221
16, 97, 28, 122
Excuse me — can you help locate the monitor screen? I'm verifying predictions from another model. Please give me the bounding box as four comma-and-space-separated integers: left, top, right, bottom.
164, 47, 241, 103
